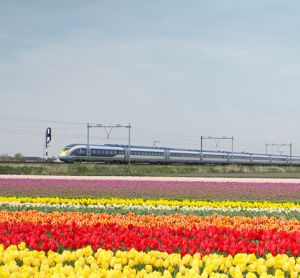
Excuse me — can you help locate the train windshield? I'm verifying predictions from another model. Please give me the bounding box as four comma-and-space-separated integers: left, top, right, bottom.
63, 144, 78, 151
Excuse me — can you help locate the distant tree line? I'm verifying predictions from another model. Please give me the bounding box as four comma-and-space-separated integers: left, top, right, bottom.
0, 153, 57, 162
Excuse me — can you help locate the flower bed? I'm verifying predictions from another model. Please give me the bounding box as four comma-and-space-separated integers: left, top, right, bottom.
0, 176, 299, 276
1, 177, 299, 201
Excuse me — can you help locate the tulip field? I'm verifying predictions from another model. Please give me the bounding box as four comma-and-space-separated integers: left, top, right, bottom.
0, 176, 299, 277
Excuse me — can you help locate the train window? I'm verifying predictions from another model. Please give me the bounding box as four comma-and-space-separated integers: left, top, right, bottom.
80, 149, 86, 155
74, 148, 87, 156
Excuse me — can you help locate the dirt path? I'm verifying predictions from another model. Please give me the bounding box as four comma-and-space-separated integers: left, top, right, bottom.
1, 175, 300, 184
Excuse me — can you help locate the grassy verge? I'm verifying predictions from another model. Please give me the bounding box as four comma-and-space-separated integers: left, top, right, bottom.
1, 163, 300, 177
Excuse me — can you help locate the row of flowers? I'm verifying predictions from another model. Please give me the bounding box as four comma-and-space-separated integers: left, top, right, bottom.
0, 210, 299, 232
0, 222, 299, 256
0, 196, 298, 209
0, 244, 299, 277
0, 201, 299, 215
1, 177, 299, 202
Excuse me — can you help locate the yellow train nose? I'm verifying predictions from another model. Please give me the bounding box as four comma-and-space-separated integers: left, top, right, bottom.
59, 150, 70, 157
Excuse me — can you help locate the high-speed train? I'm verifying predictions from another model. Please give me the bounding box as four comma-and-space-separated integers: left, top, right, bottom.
58, 143, 300, 165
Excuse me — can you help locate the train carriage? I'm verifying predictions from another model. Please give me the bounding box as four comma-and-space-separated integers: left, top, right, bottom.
202, 151, 229, 164
169, 149, 200, 164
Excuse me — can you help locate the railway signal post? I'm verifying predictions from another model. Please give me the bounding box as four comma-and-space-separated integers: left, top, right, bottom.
45, 127, 51, 162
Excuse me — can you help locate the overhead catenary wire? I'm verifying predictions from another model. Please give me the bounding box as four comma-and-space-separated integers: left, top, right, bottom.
0, 113, 299, 156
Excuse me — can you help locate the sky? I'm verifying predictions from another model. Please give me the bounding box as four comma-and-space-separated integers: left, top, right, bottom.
1, 0, 300, 157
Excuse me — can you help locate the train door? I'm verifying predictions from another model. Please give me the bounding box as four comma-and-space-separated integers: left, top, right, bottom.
225, 153, 229, 164
164, 149, 170, 164
124, 147, 130, 163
